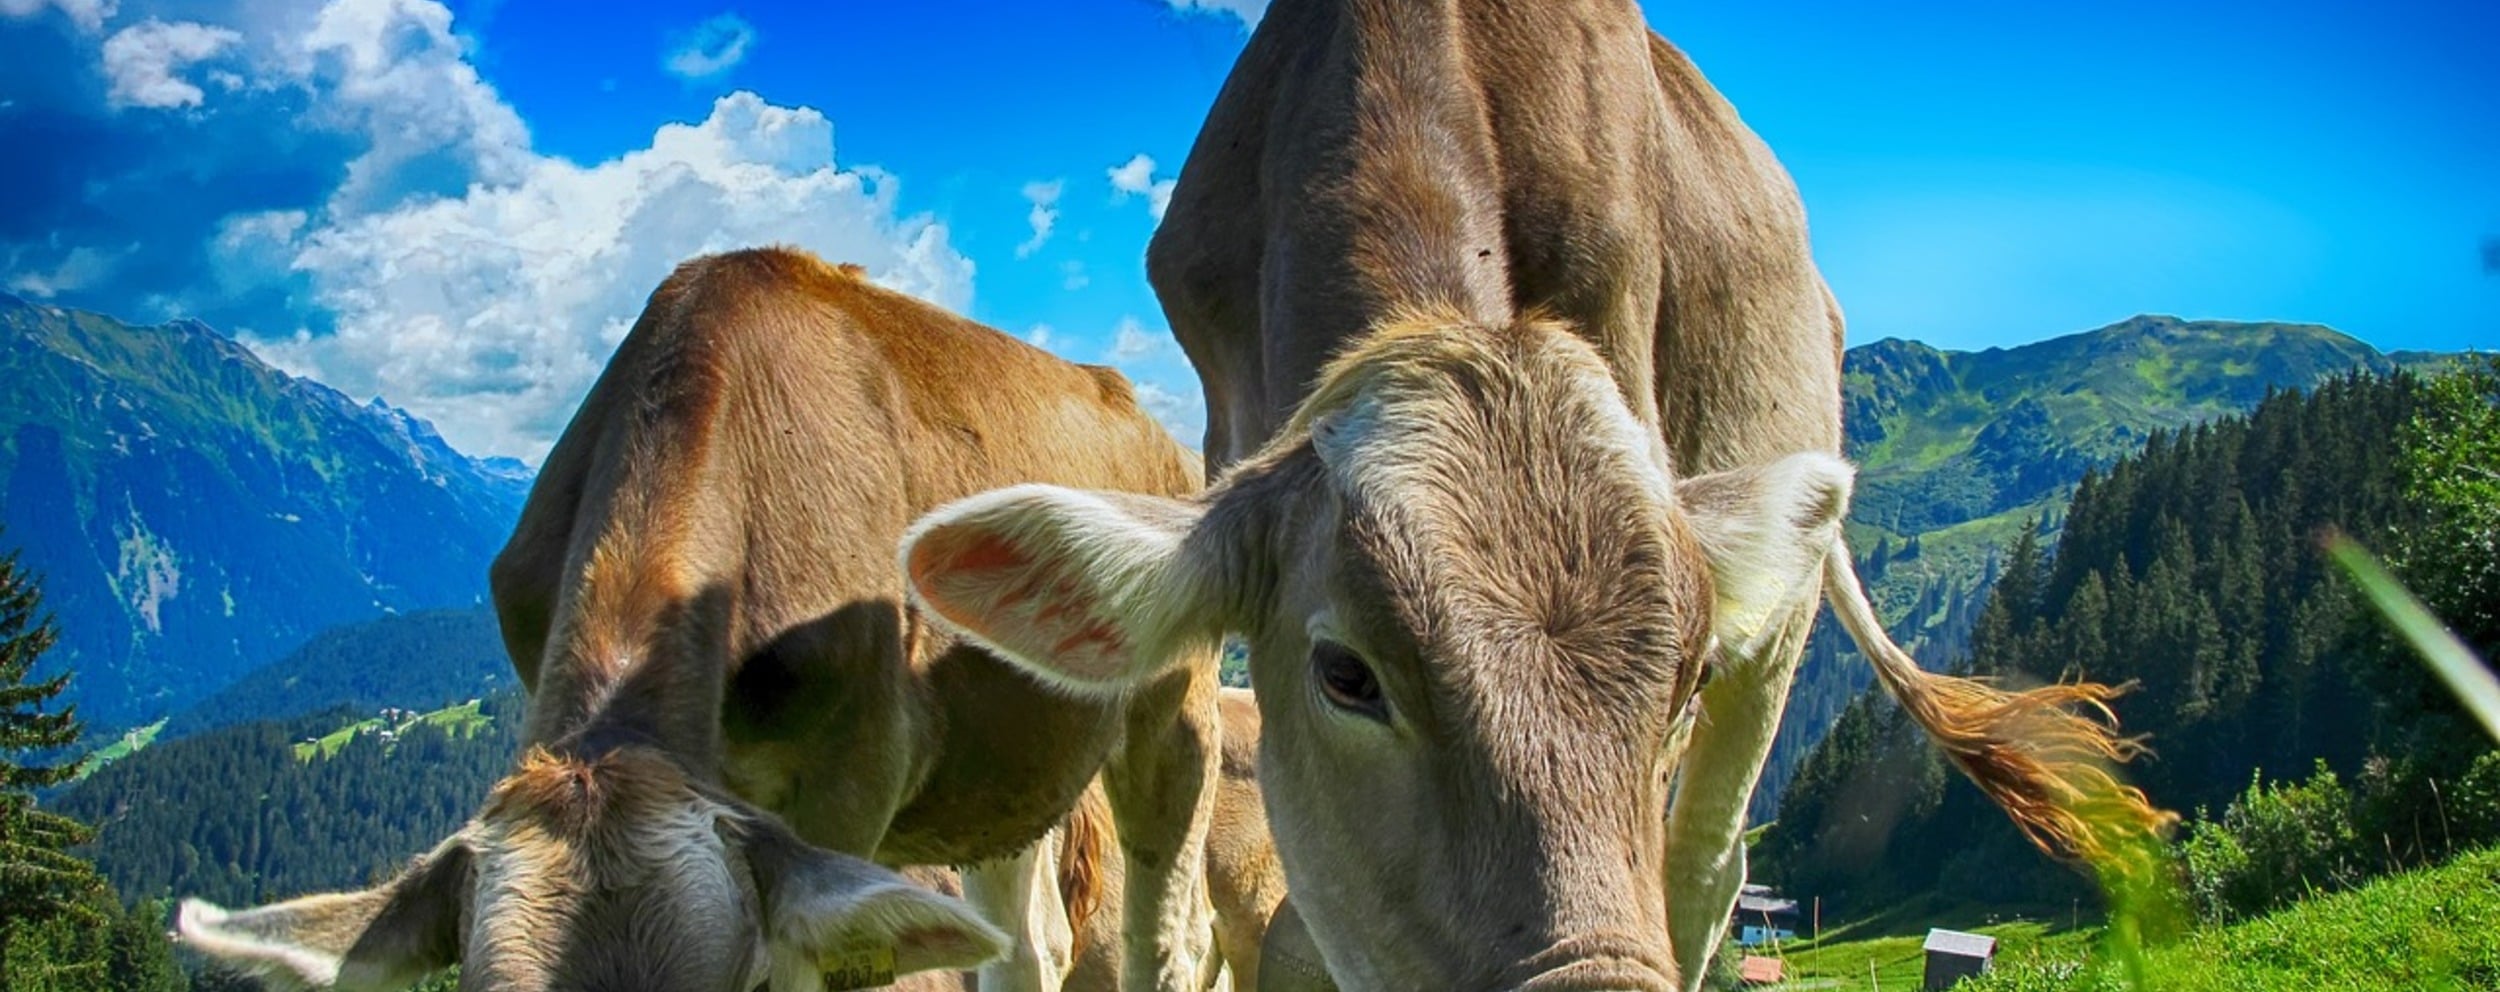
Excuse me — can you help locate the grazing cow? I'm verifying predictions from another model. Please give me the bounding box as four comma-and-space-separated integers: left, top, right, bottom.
900, 1, 2168, 989
178, 248, 1225, 992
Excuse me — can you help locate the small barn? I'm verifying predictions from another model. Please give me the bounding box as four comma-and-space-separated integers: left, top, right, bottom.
1922, 929, 1996, 990
1732, 884, 1799, 946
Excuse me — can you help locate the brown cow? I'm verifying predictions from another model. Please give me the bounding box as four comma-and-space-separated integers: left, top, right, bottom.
900, 2, 2167, 990
177, 247, 1225, 992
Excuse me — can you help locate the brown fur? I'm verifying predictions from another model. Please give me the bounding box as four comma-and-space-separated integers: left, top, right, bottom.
179, 246, 1226, 992
1139, 0, 2168, 987
494, 246, 1222, 990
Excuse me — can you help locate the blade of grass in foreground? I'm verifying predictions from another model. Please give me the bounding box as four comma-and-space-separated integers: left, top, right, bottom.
2323, 530, 2500, 744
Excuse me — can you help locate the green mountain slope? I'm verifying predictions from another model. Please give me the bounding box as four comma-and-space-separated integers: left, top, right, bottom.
1755, 316, 2443, 824
1844, 315, 2398, 537
54, 693, 523, 908
1764, 367, 2499, 910
0, 293, 531, 731
160, 605, 514, 739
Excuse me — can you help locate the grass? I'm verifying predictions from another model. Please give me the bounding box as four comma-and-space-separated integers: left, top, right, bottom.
69, 717, 166, 782
290, 698, 491, 762
1763, 895, 2097, 991
1777, 847, 2500, 991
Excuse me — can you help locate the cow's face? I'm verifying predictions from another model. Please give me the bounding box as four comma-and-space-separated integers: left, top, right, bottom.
178, 747, 1004, 992
903, 316, 1851, 991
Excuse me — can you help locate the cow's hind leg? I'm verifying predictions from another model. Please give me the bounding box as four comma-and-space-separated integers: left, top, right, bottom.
1663, 599, 1817, 992
1104, 660, 1223, 991
963, 837, 1074, 992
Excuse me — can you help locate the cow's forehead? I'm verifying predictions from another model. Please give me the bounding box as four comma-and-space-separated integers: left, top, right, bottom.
464, 750, 755, 989
473, 747, 744, 895
1289, 320, 1712, 704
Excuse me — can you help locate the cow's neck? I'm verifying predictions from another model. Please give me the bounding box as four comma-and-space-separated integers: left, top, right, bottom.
1263, 0, 1664, 421
1290, 0, 1515, 339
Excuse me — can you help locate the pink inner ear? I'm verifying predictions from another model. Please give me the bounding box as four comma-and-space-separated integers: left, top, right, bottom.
911, 528, 1136, 682
915, 532, 1028, 580
893, 921, 999, 972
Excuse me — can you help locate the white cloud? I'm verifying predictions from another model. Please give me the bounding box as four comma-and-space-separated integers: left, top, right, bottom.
1025, 324, 1054, 350
1108, 152, 1176, 221
1132, 381, 1203, 444
1060, 259, 1089, 290
243, 89, 975, 464
102, 19, 244, 109
1015, 179, 1062, 259
7, 244, 126, 298
286, 0, 534, 214
665, 13, 755, 80
1164, 0, 1264, 30
1107, 315, 1166, 362
0, 0, 116, 33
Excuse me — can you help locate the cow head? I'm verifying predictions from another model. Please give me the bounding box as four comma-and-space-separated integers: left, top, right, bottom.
901, 314, 1849, 991
178, 746, 1004, 991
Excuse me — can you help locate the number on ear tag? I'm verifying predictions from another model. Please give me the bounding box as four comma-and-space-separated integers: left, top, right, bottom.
822, 941, 897, 990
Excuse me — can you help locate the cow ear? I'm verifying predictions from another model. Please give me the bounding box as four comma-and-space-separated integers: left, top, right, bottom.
902, 484, 1219, 693
740, 815, 1008, 990
1678, 452, 1854, 650
178, 836, 472, 991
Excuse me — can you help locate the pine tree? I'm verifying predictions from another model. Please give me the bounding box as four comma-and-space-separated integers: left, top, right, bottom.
0, 543, 102, 926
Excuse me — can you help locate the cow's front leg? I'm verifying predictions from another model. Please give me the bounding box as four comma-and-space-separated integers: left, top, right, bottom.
1662, 599, 1817, 992
1104, 659, 1223, 991
962, 837, 1073, 992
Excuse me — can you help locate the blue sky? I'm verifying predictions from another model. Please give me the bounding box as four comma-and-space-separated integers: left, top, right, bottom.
1, 0, 2492, 461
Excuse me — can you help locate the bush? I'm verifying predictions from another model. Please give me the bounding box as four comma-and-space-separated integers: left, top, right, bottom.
2179, 761, 2363, 922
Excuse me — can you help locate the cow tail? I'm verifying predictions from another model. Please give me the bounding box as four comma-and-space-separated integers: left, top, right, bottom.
1823, 542, 2177, 866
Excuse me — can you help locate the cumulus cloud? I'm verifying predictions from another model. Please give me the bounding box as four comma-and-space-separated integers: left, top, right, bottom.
1096, 316, 1202, 441
1015, 179, 1061, 259
1107, 316, 1166, 362
6, 0, 967, 465
1108, 152, 1176, 221
1132, 381, 1203, 444
6, 244, 127, 298
1025, 324, 1054, 349
1061, 259, 1089, 290
247, 90, 974, 464
665, 13, 755, 79
287, 0, 534, 214
1164, 0, 1263, 30
0, 0, 116, 32
101, 19, 243, 109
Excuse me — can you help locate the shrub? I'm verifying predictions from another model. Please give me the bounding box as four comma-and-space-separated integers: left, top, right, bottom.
2179, 761, 2362, 922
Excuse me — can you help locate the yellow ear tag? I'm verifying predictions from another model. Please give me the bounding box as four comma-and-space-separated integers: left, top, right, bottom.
822, 941, 898, 990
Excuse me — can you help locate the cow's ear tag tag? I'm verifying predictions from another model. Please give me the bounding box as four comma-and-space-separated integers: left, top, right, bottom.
822, 940, 897, 990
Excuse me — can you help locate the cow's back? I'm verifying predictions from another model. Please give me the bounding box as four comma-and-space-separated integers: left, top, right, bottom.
1149, 0, 1841, 476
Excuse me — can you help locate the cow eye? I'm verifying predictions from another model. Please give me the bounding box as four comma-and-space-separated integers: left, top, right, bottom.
1311, 640, 1387, 722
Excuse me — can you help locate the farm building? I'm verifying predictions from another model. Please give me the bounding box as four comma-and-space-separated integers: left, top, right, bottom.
1922, 928, 1996, 990
1733, 883, 1799, 946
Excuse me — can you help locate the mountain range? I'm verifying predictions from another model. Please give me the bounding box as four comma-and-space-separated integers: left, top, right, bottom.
0, 293, 529, 732
0, 295, 2459, 806
1761, 315, 2459, 822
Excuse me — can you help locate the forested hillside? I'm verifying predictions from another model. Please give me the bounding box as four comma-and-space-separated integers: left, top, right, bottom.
56, 693, 523, 908
162, 606, 512, 739
1762, 362, 2500, 909
1751, 316, 2439, 822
